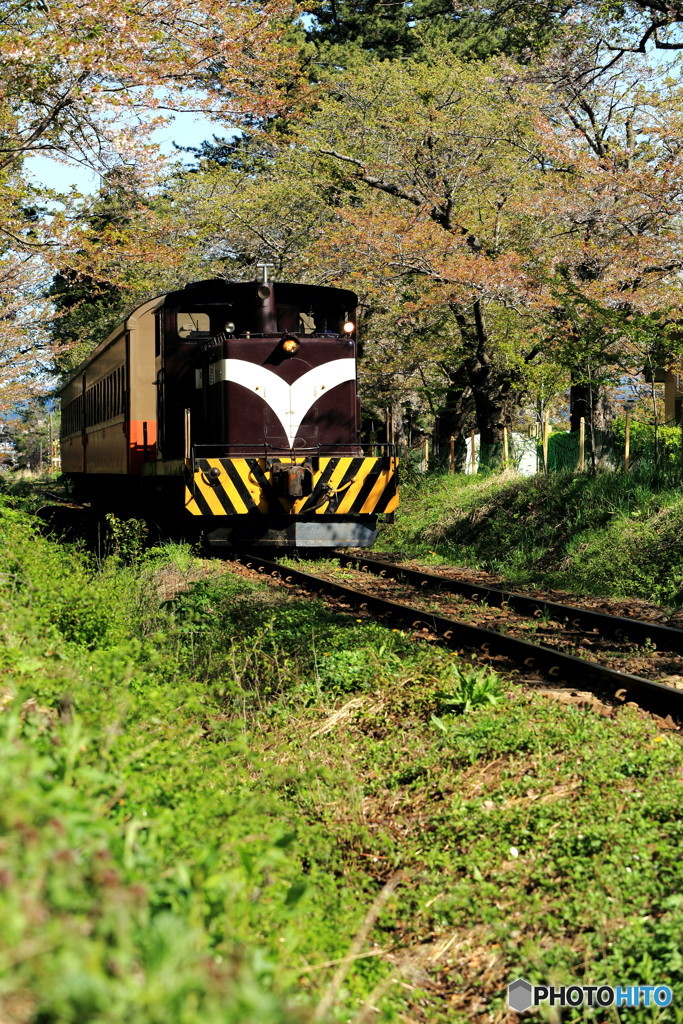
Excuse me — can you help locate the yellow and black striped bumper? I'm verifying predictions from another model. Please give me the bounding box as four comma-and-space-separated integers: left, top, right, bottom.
184, 456, 398, 517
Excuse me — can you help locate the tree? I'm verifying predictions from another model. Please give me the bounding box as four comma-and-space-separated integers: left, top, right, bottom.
48, 167, 159, 377
0, 0, 301, 182
2, 398, 58, 471
0, 0, 303, 411
143, 44, 683, 457
531, 51, 683, 436
289, 53, 564, 457
545, 278, 683, 465
79, 12, 683, 463
462, 1, 683, 58
302, 0, 510, 60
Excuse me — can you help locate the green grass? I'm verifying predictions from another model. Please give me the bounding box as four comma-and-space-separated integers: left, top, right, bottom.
1, 491, 682, 1021
379, 469, 683, 604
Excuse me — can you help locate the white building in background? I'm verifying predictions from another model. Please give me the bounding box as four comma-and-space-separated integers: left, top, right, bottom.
463, 432, 538, 476
513, 433, 540, 476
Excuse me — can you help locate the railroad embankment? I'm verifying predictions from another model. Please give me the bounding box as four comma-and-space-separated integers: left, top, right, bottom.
381, 470, 683, 605
1, 488, 682, 1022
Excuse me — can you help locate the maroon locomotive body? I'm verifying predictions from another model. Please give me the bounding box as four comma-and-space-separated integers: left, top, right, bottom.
60, 277, 398, 547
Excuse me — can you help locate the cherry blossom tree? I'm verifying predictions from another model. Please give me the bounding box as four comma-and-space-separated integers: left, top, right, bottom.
0, 0, 302, 410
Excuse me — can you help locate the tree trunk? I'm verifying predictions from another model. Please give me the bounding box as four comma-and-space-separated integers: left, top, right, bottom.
451, 299, 516, 467
435, 366, 473, 472
389, 403, 405, 446
570, 380, 614, 470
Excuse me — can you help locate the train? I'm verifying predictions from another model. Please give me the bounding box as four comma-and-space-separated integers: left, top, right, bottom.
59, 275, 399, 547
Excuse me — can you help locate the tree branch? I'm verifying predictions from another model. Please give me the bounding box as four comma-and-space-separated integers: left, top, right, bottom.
0, 72, 89, 173
0, 225, 57, 249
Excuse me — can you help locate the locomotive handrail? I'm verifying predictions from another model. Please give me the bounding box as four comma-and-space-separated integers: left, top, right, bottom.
191, 442, 396, 451
189, 442, 397, 474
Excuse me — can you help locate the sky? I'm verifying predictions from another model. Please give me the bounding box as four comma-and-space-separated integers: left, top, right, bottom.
25, 109, 226, 194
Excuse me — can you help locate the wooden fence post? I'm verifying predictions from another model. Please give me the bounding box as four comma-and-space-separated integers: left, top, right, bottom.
624, 410, 631, 472
48, 415, 53, 475
579, 416, 585, 473
470, 429, 476, 474
449, 435, 455, 474
503, 425, 509, 469
423, 436, 429, 472
542, 415, 549, 475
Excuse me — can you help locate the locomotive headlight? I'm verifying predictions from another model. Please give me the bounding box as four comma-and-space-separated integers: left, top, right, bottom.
343, 321, 355, 334
224, 321, 236, 334
282, 336, 300, 354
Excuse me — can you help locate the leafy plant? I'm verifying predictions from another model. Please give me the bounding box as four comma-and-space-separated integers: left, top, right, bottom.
433, 664, 502, 715
105, 513, 148, 565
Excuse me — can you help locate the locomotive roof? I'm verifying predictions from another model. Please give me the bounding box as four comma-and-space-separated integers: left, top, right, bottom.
57, 279, 358, 391
163, 278, 358, 307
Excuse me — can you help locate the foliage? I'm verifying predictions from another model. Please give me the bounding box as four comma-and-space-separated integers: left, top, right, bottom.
145, 38, 683, 450
3, 0, 682, 432
545, 429, 582, 472
0, 0, 302, 410
613, 419, 683, 472
380, 469, 683, 603
0, 0, 299, 178
303, 0, 683, 66
1, 494, 682, 1021
463, 0, 683, 59
432, 664, 502, 717
104, 513, 149, 565
543, 419, 683, 474
48, 169, 142, 376
0, 713, 304, 1024
152, 50, 563, 447
303, 0, 510, 60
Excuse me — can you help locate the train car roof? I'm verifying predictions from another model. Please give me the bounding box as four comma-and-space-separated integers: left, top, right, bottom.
56, 291, 166, 393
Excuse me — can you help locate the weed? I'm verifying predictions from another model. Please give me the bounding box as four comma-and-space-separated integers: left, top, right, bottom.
104, 513, 148, 564
433, 664, 502, 715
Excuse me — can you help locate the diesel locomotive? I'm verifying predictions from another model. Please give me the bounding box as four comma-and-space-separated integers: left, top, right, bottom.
59, 276, 398, 547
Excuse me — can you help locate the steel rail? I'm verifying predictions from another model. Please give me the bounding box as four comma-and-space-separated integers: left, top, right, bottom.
240, 554, 683, 720
338, 553, 683, 655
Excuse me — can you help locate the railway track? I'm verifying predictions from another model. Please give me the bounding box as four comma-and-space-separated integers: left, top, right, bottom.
238, 552, 683, 721
339, 553, 683, 654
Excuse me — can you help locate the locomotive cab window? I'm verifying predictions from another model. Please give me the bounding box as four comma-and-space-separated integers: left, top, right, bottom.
314, 307, 344, 335
177, 311, 211, 339
277, 301, 347, 337
299, 312, 316, 334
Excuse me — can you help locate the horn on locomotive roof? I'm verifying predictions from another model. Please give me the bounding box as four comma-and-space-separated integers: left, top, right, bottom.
256, 261, 274, 285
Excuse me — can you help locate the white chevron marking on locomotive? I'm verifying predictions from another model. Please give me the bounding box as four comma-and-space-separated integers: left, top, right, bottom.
212, 358, 356, 446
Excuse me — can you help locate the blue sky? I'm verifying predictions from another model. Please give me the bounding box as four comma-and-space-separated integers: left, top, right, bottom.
25, 109, 226, 194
